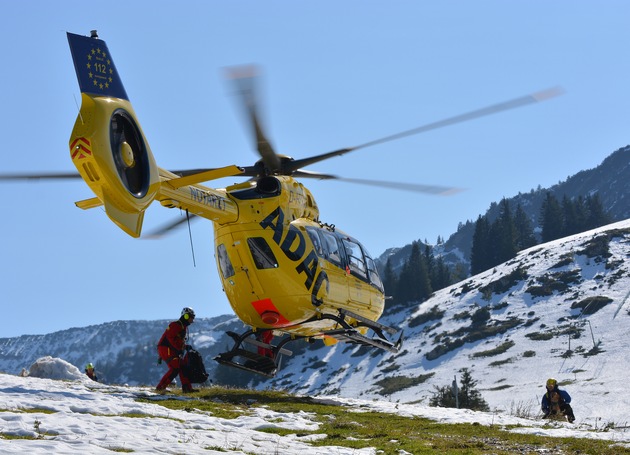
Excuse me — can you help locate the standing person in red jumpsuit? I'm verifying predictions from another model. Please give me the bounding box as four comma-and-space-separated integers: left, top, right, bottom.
156, 307, 197, 393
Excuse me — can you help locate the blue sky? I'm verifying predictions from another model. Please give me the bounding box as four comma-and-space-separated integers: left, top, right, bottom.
2, 1, 630, 337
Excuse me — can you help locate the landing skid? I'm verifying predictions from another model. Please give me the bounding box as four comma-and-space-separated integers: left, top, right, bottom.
215, 309, 402, 377
321, 308, 403, 353
214, 330, 295, 378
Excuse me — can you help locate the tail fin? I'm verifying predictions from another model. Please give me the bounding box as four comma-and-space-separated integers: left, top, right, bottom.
67, 31, 159, 237
67, 31, 128, 100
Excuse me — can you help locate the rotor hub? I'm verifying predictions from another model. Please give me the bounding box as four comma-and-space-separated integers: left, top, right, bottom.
120, 141, 135, 168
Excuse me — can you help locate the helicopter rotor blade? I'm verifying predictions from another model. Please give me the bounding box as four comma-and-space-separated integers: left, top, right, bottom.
294, 169, 463, 195
334, 177, 463, 195
289, 86, 564, 171
226, 65, 281, 173
0, 172, 82, 180
144, 215, 195, 239
172, 165, 260, 179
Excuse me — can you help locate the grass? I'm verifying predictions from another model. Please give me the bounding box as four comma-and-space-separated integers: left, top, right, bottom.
0, 407, 57, 414
471, 340, 515, 358
137, 386, 630, 454
374, 372, 435, 395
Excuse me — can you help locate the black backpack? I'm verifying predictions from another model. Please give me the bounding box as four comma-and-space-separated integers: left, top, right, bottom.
182, 349, 209, 383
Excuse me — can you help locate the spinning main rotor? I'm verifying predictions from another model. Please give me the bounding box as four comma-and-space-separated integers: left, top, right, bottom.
0, 62, 562, 204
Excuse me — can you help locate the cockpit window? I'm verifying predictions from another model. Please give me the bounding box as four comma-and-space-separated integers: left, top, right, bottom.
365, 255, 384, 291
319, 229, 343, 265
342, 238, 367, 280
217, 244, 235, 278
247, 237, 278, 269
305, 227, 324, 256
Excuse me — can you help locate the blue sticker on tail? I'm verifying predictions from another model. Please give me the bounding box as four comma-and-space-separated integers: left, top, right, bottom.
67, 32, 128, 100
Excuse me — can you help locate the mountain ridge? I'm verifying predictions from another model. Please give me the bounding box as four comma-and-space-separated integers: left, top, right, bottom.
377, 145, 630, 275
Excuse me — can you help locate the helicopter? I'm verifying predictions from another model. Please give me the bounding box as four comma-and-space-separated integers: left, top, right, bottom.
0, 31, 561, 377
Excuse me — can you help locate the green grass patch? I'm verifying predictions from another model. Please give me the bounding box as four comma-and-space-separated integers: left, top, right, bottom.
408, 306, 445, 328
525, 331, 554, 341
486, 384, 513, 391
374, 373, 435, 395
136, 386, 627, 454
471, 340, 516, 358
571, 296, 613, 315
488, 357, 515, 367
479, 266, 529, 296
1, 433, 39, 440
0, 407, 57, 414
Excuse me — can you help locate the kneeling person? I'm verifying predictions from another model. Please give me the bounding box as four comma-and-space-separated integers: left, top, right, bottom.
542, 378, 575, 423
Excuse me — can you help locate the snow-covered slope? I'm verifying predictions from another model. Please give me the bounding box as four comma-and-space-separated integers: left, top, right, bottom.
0, 358, 364, 454
2, 220, 630, 427
264, 219, 630, 426
1, 357, 629, 454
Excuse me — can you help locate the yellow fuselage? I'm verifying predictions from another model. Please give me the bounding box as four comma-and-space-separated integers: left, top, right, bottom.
213, 176, 385, 339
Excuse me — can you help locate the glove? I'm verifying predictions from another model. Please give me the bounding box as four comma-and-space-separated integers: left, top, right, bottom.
185, 344, 192, 351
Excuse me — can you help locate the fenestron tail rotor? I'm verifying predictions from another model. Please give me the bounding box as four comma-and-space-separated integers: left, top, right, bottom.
110, 109, 152, 197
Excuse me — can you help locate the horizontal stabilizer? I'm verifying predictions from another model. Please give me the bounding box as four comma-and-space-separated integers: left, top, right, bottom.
75, 197, 103, 210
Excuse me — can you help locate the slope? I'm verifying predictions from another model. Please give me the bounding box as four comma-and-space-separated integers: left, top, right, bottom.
261, 219, 630, 426
2, 220, 630, 428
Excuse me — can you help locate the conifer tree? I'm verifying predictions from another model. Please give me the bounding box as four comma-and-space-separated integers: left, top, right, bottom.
382, 257, 397, 300
540, 192, 564, 242
396, 241, 432, 303
585, 193, 611, 230
471, 215, 491, 275
429, 368, 489, 411
431, 255, 452, 290
429, 384, 457, 408
495, 198, 517, 264
458, 368, 490, 411
513, 203, 536, 250
561, 195, 580, 236
424, 244, 435, 279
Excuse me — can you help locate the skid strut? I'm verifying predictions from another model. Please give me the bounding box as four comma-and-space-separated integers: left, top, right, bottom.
215, 310, 402, 376
214, 329, 295, 377
320, 308, 403, 353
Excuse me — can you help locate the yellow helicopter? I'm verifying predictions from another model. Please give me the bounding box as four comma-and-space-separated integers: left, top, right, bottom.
1, 31, 560, 377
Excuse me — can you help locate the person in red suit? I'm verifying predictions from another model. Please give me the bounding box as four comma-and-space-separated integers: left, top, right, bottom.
156, 307, 197, 393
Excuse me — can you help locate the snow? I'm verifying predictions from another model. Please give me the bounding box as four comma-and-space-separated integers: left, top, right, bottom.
258, 219, 630, 437
0, 357, 629, 453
